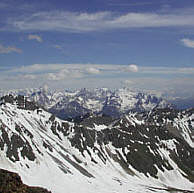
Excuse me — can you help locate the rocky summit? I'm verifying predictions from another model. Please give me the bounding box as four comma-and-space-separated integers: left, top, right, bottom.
0, 94, 193, 193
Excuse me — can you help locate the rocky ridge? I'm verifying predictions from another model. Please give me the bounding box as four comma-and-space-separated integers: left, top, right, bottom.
0, 95, 193, 193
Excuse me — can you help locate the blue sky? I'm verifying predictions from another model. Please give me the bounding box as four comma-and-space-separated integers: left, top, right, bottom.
0, 0, 194, 96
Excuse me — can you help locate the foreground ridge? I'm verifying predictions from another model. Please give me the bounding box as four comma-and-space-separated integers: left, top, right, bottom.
0, 95, 193, 193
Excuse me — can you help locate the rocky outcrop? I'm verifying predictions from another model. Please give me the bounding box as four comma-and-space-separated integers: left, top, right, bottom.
0, 168, 51, 193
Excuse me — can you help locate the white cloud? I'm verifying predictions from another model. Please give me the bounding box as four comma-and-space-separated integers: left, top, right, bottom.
86, 67, 100, 74
12, 63, 64, 73
9, 63, 194, 79
46, 69, 83, 81
125, 64, 139, 72
28, 34, 43, 42
4, 63, 194, 91
10, 63, 139, 76
47, 69, 69, 81
4, 9, 194, 33
181, 38, 194, 48
1, 63, 194, 96
7, 63, 139, 84
0, 44, 22, 54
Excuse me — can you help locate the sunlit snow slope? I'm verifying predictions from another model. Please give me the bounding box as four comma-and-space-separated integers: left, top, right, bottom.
0, 95, 194, 193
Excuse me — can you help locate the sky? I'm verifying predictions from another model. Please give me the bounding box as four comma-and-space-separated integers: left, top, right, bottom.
0, 0, 194, 97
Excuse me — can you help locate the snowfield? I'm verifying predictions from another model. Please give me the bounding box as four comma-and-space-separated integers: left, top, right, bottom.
0, 96, 194, 193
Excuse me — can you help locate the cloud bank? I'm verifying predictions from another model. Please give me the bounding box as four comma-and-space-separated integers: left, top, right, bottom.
1, 63, 194, 96
9, 63, 138, 81
4, 9, 194, 33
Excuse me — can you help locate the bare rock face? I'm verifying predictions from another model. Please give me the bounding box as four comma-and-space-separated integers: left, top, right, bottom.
0, 168, 51, 193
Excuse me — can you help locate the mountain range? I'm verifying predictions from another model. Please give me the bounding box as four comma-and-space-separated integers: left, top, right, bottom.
0, 87, 171, 120
0, 94, 194, 192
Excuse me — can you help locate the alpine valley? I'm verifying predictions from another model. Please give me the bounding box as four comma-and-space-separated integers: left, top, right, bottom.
0, 88, 194, 193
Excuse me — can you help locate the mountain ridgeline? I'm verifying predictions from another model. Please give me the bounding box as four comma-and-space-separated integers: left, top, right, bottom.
0, 87, 171, 120
0, 94, 194, 192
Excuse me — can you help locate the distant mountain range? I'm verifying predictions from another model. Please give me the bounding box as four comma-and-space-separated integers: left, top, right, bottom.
0, 94, 194, 192
0, 87, 172, 120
